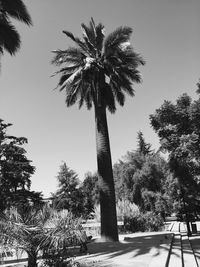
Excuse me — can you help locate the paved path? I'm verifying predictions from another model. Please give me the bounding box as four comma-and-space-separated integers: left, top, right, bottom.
77, 232, 174, 267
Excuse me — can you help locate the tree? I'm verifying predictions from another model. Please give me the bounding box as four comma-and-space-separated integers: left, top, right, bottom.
0, 0, 32, 59
113, 131, 170, 217
150, 92, 200, 235
80, 172, 99, 217
0, 206, 85, 267
52, 18, 144, 241
0, 119, 43, 211
136, 131, 152, 155
113, 149, 169, 216
52, 162, 84, 216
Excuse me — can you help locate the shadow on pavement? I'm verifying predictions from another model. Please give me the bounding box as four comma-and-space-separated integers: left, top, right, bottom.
190, 235, 200, 261
81, 232, 173, 260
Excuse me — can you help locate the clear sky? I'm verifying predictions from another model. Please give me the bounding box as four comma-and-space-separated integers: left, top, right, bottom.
1, 0, 200, 197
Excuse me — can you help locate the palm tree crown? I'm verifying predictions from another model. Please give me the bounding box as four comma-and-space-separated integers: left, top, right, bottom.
0, 0, 32, 55
52, 18, 144, 112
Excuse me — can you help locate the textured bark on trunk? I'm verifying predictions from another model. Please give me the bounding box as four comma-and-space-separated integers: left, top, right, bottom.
95, 105, 118, 242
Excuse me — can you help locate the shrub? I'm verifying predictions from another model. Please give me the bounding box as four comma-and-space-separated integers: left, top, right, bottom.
142, 211, 164, 231
93, 201, 164, 234
124, 211, 164, 233
116, 199, 140, 221
124, 213, 145, 232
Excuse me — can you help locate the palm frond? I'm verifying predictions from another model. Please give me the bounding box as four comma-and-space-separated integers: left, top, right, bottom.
84, 89, 93, 110
0, 20, 20, 55
77, 81, 93, 109
95, 23, 105, 53
58, 68, 82, 92
112, 72, 135, 96
62, 30, 91, 56
102, 83, 116, 113
51, 65, 82, 77
65, 79, 82, 107
116, 48, 145, 67
104, 26, 132, 54
0, 0, 32, 25
81, 18, 105, 56
110, 81, 125, 107
81, 23, 96, 54
90, 17, 97, 39
51, 47, 85, 66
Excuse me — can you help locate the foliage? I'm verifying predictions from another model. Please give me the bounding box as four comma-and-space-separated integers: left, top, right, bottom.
0, 205, 86, 267
150, 92, 200, 222
116, 198, 164, 233
41, 210, 85, 267
116, 199, 140, 221
0, 119, 43, 211
113, 132, 170, 216
141, 212, 164, 231
124, 211, 164, 233
51, 18, 144, 113
52, 162, 85, 217
124, 213, 145, 233
136, 131, 152, 155
79, 172, 99, 216
52, 18, 144, 241
92, 201, 138, 224
93, 204, 100, 222
94, 200, 142, 232
0, 0, 32, 58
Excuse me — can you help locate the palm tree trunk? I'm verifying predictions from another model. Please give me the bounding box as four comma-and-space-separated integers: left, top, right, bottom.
27, 251, 37, 267
95, 105, 118, 242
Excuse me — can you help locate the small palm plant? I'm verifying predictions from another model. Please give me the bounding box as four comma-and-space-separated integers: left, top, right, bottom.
0, 206, 85, 267
52, 18, 144, 241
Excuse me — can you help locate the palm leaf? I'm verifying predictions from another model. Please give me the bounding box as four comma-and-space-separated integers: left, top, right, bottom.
102, 83, 116, 113
0, 20, 20, 55
51, 65, 82, 77
51, 48, 85, 66
78, 81, 93, 109
59, 68, 82, 91
95, 23, 105, 53
104, 26, 133, 54
84, 88, 93, 110
81, 18, 96, 52
62, 30, 91, 56
110, 81, 125, 106
81, 24, 96, 56
65, 79, 82, 106
0, 0, 32, 25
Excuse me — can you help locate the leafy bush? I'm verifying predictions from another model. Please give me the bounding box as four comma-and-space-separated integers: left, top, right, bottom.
93, 201, 164, 234
124, 211, 164, 232
142, 211, 164, 231
124, 213, 145, 232
116, 199, 140, 221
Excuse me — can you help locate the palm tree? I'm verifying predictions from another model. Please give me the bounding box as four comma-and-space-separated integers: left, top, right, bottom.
0, 0, 32, 56
0, 206, 85, 267
52, 18, 144, 241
